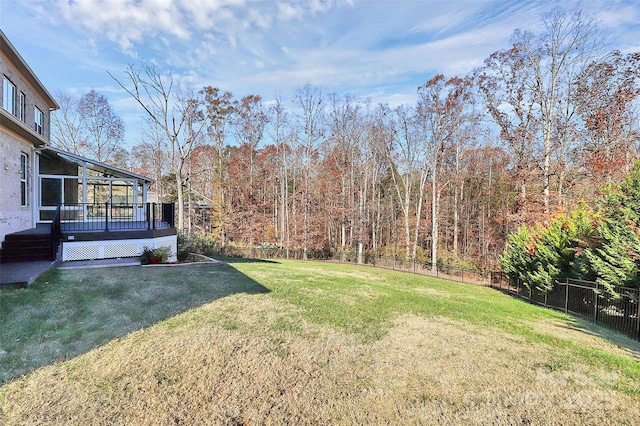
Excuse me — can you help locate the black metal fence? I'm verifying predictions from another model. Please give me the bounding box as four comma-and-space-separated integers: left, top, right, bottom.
490, 273, 640, 341
209, 246, 490, 285
57, 203, 175, 232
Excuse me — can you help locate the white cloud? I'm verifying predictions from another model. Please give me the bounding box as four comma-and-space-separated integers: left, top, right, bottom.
4, 0, 639, 149
180, 0, 242, 30
53, 0, 190, 55
245, 7, 273, 30
277, 2, 303, 21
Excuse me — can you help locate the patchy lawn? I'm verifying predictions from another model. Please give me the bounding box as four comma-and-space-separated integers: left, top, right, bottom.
1, 259, 639, 425
0, 262, 267, 384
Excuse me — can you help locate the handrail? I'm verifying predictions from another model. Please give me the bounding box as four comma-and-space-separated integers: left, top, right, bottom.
56, 202, 175, 232
51, 203, 62, 260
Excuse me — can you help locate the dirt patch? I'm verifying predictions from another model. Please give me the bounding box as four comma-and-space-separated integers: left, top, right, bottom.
1, 297, 638, 425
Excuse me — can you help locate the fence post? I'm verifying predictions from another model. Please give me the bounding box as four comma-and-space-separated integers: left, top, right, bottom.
104, 202, 109, 232
564, 278, 569, 314
594, 281, 599, 324
413, 257, 416, 274
636, 289, 640, 341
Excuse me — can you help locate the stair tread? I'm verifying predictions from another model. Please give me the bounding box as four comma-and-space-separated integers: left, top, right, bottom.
1, 256, 52, 263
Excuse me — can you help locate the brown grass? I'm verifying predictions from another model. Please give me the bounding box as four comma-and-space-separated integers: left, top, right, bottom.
1, 293, 638, 426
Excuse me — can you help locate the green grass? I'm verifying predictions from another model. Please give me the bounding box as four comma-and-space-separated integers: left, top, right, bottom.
1, 258, 639, 391
2, 259, 640, 425
0, 263, 267, 384
226, 259, 640, 394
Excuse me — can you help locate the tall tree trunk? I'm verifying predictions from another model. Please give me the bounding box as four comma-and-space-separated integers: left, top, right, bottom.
431, 165, 438, 272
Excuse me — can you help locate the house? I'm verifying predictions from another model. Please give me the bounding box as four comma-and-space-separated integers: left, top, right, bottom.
0, 30, 176, 269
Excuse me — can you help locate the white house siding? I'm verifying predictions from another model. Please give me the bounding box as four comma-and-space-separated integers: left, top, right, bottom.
0, 128, 35, 242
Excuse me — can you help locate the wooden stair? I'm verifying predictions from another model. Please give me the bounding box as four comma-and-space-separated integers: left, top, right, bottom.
1, 231, 53, 263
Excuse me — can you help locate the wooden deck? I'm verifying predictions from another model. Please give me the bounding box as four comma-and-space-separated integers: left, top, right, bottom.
8, 222, 176, 243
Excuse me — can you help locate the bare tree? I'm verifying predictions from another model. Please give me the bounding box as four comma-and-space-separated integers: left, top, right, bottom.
131, 118, 169, 201
294, 83, 325, 260
110, 65, 206, 231
78, 90, 125, 163
268, 96, 294, 255
50, 91, 86, 155
382, 105, 424, 259
231, 94, 269, 244
574, 51, 640, 186
326, 93, 368, 263
511, 8, 605, 212
477, 47, 539, 223
417, 75, 472, 271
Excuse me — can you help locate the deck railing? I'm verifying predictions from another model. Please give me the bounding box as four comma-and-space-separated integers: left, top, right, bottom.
58, 203, 175, 232
51, 204, 62, 259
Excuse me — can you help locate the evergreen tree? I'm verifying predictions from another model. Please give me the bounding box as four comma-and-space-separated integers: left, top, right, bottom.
500, 203, 596, 292
585, 161, 640, 291
499, 225, 536, 285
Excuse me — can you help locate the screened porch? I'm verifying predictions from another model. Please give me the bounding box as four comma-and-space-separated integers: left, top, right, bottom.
37, 147, 169, 230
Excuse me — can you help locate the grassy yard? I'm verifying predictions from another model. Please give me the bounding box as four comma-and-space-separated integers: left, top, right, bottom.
1, 259, 639, 425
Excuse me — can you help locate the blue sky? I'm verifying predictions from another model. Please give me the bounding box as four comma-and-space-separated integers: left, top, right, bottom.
2, 0, 639, 149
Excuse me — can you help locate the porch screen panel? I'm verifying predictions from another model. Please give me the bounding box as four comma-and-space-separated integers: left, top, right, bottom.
111, 180, 134, 219
86, 180, 109, 218
40, 178, 62, 206
64, 178, 82, 204
39, 178, 62, 221
86, 180, 109, 204
63, 178, 83, 220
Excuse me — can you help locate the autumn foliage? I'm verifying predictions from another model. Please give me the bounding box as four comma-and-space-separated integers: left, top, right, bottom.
81, 8, 639, 273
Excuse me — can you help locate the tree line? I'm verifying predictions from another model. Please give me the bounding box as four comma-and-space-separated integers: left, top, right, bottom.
51, 8, 640, 277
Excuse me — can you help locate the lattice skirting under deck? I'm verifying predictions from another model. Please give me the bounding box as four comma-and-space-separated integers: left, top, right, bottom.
61, 235, 177, 262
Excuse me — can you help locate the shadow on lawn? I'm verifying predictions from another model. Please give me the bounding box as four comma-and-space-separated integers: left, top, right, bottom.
213, 256, 281, 264
557, 318, 640, 360
0, 262, 269, 384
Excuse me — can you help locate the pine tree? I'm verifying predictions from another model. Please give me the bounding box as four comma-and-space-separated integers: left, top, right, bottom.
500, 203, 596, 292
585, 161, 640, 290
499, 225, 536, 286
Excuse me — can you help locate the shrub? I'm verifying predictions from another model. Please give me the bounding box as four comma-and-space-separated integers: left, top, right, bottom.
140, 247, 170, 265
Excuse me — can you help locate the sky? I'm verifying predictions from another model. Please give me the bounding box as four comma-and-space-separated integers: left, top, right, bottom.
1, 0, 639, 150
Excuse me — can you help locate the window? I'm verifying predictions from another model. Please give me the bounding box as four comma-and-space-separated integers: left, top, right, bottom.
18, 92, 26, 122
20, 153, 28, 207
2, 77, 16, 115
34, 106, 43, 135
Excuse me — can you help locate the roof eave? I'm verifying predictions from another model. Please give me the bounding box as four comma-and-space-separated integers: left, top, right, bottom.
44, 146, 155, 184
0, 108, 48, 147
1, 30, 59, 110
